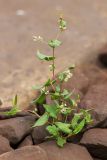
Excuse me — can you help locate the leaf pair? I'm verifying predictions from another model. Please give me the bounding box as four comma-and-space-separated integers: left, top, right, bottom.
36, 39, 61, 62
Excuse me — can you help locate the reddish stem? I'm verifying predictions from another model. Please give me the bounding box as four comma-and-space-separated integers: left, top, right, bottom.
52, 47, 55, 79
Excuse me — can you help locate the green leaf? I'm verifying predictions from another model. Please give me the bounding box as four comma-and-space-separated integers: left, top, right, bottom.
3, 107, 21, 116
32, 79, 52, 90
71, 113, 81, 129
33, 113, 49, 127
48, 39, 62, 48
68, 64, 75, 70
69, 99, 77, 107
44, 79, 51, 87
55, 122, 72, 134
51, 79, 56, 84
85, 112, 92, 123
43, 104, 58, 118
12, 95, 17, 107
61, 89, 69, 96
57, 137, 66, 147
33, 93, 45, 104
3, 95, 21, 116
80, 109, 93, 124
64, 92, 72, 100
37, 50, 55, 61
73, 119, 85, 134
51, 92, 60, 100
56, 85, 60, 93
46, 125, 59, 136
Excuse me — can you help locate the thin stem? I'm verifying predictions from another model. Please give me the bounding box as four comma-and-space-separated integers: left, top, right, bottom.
50, 82, 55, 92
65, 115, 68, 123
27, 110, 40, 118
52, 47, 55, 79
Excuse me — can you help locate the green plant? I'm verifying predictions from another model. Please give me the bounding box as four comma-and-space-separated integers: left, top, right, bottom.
32, 16, 92, 147
1, 95, 21, 116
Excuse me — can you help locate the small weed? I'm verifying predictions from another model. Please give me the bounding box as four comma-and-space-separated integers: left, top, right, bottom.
32, 16, 92, 147
1, 95, 21, 116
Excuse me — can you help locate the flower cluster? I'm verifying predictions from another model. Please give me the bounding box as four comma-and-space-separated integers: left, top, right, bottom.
33, 36, 43, 42
58, 16, 67, 31
64, 70, 73, 82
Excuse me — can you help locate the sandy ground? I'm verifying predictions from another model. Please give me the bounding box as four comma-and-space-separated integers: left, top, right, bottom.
0, 0, 107, 106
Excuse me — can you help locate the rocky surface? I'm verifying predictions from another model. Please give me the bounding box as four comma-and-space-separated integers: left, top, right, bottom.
32, 125, 49, 145
98, 52, 107, 67
39, 141, 93, 160
80, 83, 107, 127
80, 64, 107, 87
0, 146, 48, 160
1, 1, 107, 158
0, 63, 107, 158
80, 128, 107, 159
63, 67, 89, 95
18, 135, 33, 148
0, 135, 13, 155
0, 61, 107, 159
0, 115, 36, 145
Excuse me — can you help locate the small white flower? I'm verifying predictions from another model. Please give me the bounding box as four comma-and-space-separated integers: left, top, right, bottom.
64, 70, 72, 82
34, 108, 37, 112
49, 64, 53, 71
38, 36, 43, 41
59, 104, 64, 108
33, 36, 43, 42
64, 78, 68, 82
45, 90, 49, 95
61, 108, 66, 113
66, 70, 70, 74
41, 87, 45, 92
67, 73, 72, 79
33, 36, 38, 41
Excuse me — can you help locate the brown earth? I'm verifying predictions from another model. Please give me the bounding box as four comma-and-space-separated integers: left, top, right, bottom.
1, 0, 107, 108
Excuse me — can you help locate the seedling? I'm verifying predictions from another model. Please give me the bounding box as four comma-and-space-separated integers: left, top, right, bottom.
2, 95, 21, 116
32, 16, 92, 147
